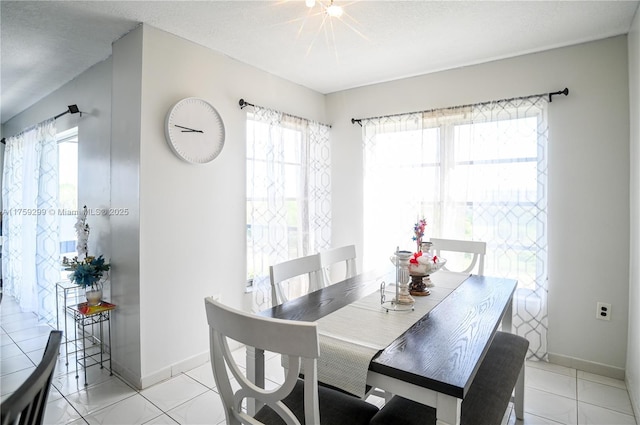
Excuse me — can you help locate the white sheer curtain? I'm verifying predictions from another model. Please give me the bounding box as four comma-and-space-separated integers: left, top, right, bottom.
2, 119, 60, 323
246, 106, 331, 311
362, 96, 549, 359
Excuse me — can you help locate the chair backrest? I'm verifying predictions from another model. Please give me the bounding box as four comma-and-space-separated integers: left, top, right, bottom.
1, 330, 62, 425
430, 238, 487, 275
319, 245, 357, 286
204, 297, 320, 425
269, 253, 323, 306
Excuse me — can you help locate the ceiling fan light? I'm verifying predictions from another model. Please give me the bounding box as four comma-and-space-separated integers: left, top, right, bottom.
326, 3, 343, 17
305, 0, 315, 7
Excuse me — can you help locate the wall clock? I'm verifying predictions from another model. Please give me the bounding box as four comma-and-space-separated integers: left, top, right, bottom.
164, 97, 225, 164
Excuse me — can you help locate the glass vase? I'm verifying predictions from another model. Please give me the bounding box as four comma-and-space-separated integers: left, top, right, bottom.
85, 282, 103, 306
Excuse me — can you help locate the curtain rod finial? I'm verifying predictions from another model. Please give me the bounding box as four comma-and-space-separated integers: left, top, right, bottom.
549, 87, 569, 102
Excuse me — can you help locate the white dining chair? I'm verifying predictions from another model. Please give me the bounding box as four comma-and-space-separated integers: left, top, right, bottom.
269, 253, 323, 306
430, 238, 487, 275
319, 244, 357, 286
203, 297, 379, 425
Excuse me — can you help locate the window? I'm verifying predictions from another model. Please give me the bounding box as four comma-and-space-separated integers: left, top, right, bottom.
57, 127, 78, 260
246, 107, 331, 310
363, 101, 548, 290
247, 118, 305, 260
363, 97, 550, 359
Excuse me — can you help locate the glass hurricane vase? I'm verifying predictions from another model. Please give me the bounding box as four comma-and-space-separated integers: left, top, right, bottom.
85, 282, 103, 306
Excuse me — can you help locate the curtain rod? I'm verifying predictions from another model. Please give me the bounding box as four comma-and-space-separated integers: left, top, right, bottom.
350, 88, 569, 127
1, 104, 83, 145
238, 99, 331, 128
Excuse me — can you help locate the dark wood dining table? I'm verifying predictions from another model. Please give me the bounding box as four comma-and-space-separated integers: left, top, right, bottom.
250, 268, 518, 425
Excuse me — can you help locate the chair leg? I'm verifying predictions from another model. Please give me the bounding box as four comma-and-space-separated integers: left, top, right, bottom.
514, 361, 525, 420
246, 346, 265, 416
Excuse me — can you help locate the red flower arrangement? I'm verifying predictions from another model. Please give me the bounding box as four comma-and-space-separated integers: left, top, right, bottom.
409, 218, 440, 275
412, 218, 427, 252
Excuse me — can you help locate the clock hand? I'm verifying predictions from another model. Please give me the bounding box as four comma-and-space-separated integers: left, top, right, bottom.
174, 124, 204, 133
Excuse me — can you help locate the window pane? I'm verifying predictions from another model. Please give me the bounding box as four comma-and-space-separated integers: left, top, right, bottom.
454, 117, 538, 162
247, 114, 307, 283
450, 162, 538, 203
363, 127, 441, 267
57, 127, 78, 260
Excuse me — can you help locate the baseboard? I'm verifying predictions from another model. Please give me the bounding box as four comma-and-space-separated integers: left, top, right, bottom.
170, 351, 210, 376
114, 344, 242, 389
548, 352, 625, 380
112, 360, 143, 389
139, 365, 172, 389
138, 351, 210, 389
627, 375, 640, 420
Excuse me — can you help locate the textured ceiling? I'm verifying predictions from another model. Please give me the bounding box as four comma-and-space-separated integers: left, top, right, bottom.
1, 0, 639, 124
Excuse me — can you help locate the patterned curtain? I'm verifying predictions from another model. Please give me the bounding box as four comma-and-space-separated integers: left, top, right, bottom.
362, 96, 549, 359
2, 119, 60, 323
246, 106, 331, 311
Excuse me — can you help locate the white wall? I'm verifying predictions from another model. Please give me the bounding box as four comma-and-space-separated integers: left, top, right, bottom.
626, 7, 640, 417
327, 36, 631, 374
112, 25, 327, 387
110, 25, 144, 386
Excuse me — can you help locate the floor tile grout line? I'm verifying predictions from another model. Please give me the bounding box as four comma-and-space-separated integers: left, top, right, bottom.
576, 373, 579, 425
577, 399, 638, 419
527, 365, 633, 406
577, 375, 631, 391
141, 384, 210, 420
62, 370, 159, 424
574, 374, 638, 423
527, 361, 630, 393
64, 374, 157, 422
50, 387, 87, 424
138, 371, 216, 415
525, 384, 578, 402
78, 391, 140, 419
137, 388, 174, 419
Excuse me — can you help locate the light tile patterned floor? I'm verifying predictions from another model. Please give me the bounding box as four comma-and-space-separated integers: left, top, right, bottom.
1, 295, 637, 424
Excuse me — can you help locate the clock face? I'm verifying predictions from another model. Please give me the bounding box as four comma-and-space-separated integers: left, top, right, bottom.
165, 97, 225, 164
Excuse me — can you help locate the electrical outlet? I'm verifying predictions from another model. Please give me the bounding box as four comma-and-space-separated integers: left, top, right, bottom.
596, 302, 611, 321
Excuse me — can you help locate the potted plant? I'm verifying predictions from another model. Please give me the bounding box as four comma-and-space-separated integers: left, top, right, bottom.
63, 255, 111, 306
63, 206, 111, 305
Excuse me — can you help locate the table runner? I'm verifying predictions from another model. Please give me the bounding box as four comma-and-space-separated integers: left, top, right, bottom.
315, 271, 469, 397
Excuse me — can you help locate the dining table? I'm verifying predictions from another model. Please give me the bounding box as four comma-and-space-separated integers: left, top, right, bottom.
248, 267, 518, 425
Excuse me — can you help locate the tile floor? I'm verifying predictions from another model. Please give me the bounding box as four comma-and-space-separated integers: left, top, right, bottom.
1, 295, 637, 425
